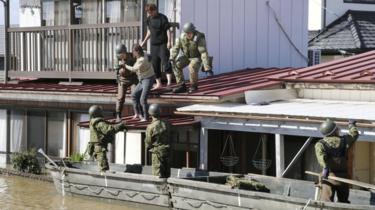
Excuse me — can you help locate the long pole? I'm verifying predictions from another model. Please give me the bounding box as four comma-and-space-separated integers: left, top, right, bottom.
282, 137, 314, 177
3, 0, 9, 83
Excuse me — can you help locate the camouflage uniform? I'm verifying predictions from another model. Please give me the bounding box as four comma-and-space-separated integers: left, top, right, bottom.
315, 123, 359, 203
115, 54, 137, 117
89, 117, 126, 172
170, 31, 211, 87
145, 118, 171, 178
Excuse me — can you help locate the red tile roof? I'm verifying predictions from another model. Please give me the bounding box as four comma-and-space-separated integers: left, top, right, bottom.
0, 68, 292, 102
269, 50, 375, 84
78, 115, 199, 130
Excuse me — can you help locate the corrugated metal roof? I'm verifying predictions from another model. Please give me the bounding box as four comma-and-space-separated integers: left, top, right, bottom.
176, 99, 375, 122
269, 50, 375, 83
78, 115, 199, 129
0, 68, 292, 103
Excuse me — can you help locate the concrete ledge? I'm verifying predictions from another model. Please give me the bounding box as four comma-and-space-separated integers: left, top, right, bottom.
0, 168, 53, 182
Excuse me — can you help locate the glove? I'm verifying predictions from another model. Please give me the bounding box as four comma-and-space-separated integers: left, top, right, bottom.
322, 168, 329, 179
348, 119, 357, 126
116, 122, 127, 131
205, 70, 214, 77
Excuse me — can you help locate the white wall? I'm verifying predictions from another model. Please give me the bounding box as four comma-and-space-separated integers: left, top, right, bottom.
308, 0, 322, 30
176, 0, 308, 75
125, 132, 142, 164
325, 0, 375, 26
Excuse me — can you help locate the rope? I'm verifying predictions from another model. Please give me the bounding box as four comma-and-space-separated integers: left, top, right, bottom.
266, 1, 309, 64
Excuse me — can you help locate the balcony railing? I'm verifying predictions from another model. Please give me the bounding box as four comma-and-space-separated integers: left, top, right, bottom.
8, 22, 141, 80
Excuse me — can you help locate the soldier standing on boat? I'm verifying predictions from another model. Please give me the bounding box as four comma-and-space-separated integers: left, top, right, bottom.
169, 22, 213, 93
315, 119, 359, 203
145, 104, 171, 178
114, 44, 137, 121
88, 105, 126, 172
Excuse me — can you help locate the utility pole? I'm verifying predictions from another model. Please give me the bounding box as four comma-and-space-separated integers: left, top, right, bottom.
1, 0, 9, 84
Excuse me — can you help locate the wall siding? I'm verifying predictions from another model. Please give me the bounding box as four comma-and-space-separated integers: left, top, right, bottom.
179, 0, 308, 75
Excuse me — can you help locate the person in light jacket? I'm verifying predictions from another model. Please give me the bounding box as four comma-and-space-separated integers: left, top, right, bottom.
125, 44, 155, 121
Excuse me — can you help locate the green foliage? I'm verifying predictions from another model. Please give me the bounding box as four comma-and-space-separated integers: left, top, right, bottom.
69, 153, 84, 162
10, 148, 41, 174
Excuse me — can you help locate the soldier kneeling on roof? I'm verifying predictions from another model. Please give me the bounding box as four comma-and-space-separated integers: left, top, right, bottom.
315, 119, 359, 203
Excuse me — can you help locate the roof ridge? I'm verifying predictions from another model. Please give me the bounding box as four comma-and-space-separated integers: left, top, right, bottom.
348, 12, 364, 49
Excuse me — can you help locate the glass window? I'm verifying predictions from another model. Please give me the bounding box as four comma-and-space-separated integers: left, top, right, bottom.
42, 0, 70, 26
106, 0, 141, 23
0, 110, 7, 152
47, 111, 66, 157
27, 111, 46, 151
73, 113, 90, 154
81, 0, 103, 24
10, 110, 26, 153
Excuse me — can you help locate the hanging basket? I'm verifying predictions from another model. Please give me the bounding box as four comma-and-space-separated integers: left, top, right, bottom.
220, 156, 239, 167
220, 134, 239, 167
252, 159, 272, 171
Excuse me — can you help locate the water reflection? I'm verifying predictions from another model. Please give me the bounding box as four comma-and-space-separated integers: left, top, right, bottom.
0, 175, 167, 210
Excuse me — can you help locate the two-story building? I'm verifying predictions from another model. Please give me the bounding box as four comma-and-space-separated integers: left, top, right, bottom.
0, 0, 309, 172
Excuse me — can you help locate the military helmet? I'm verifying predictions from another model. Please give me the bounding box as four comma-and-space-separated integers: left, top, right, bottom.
183, 22, 196, 33
115, 44, 127, 55
319, 119, 338, 136
148, 104, 161, 117
88, 105, 103, 118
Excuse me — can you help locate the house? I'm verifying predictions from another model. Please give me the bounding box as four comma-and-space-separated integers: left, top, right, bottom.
176, 50, 375, 184
0, 0, 309, 170
308, 0, 375, 64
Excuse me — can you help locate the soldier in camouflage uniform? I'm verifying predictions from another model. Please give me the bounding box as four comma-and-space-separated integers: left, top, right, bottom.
114, 44, 137, 121
88, 105, 126, 172
145, 104, 171, 178
315, 119, 359, 203
170, 22, 213, 93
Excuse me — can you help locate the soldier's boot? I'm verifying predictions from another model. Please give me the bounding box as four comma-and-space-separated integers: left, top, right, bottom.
188, 84, 198, 93
206, 70, 214, 77
172, 83, 187, 93
115, 112, 122, 122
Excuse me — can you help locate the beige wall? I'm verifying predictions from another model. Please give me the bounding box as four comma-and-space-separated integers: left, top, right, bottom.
353, 141, 374, 185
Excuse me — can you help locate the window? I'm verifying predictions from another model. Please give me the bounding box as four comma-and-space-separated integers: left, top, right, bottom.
42, 0, 70, 26
10, 110, 26, 153
27, 111, 46, 151
47, 111, 66, 157
344, 0, 375, 4
106, 0, 141, 23
0, 110, 7, 153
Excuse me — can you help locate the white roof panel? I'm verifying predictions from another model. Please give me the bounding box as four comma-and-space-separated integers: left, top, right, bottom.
177, 99, 375, 121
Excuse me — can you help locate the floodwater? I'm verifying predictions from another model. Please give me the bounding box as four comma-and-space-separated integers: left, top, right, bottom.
0, 175, 167, 210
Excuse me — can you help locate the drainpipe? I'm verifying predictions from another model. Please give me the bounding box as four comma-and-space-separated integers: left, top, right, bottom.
2, 0, 9, 83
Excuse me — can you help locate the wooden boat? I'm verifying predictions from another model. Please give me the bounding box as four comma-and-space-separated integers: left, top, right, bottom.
45, 161, 205, 208
168, 173, 375, 210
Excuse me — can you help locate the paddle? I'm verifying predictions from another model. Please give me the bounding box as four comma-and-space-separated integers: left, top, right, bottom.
306, 171, 375, 191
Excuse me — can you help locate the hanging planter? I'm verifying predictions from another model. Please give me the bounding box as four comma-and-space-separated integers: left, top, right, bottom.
251, 134, 272, 171
220, 134, 239, 167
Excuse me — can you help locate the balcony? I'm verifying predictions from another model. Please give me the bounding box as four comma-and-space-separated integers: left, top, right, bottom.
7, 22, 141, 80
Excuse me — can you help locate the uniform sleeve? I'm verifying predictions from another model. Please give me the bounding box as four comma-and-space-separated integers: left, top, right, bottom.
170, 38, 181, 60
96, 121, 117, 136
145, 126, 153, 149
344, 124, 359, 148
315, 142, 328, 168
114, 57, 120, 70
197, 35, 211, 70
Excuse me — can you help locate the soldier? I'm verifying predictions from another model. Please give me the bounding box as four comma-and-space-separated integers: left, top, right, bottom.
114, 44, 137, 121
315, 119, 359, 203
87, 105, 126, 172
145, 104, 171, 178
170, 22, 213, 93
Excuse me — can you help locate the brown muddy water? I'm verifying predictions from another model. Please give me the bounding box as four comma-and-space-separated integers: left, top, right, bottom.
0, 175, 168, 210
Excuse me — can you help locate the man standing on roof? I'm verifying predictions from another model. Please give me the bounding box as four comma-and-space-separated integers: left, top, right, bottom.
88, 105, 126, 172
114, 44, 137, 121
315, 119, 359, 203
140, 3, 173, 90
169, 22, 213, 93
145, 104, 171, 178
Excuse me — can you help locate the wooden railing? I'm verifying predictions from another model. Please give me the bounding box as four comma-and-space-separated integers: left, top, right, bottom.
7, 22, 141, 80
